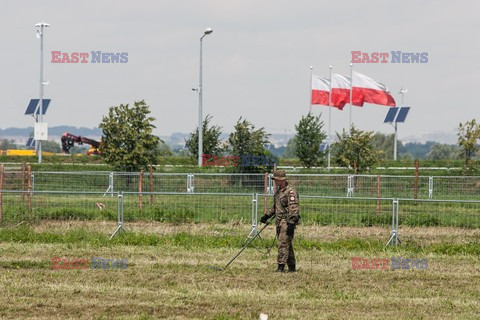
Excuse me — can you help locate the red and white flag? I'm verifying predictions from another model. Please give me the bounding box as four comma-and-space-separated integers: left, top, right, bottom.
331, 74, 354, 110
352, 71, 396, 107
311, 75, 330, 106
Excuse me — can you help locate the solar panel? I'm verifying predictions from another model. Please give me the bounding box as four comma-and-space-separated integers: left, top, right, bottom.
25, 99, 51, 115
384, 108, 399, 123
395, 107, 410, 123
26, 137, 36, 147
319, 143, 329, 152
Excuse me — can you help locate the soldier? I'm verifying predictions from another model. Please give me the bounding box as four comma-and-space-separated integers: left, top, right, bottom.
260, 170, 300, 272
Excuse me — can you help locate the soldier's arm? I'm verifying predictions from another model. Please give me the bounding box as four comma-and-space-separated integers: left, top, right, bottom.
265, 202, 276, 218
287, 190, 300, 224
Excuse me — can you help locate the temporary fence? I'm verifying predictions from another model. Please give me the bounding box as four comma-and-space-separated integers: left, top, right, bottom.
1, 169, 480, 200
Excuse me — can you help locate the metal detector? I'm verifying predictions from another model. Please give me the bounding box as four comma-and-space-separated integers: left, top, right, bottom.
209, 217, 273, 271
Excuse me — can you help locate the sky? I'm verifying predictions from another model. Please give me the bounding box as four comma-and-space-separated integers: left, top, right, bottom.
1, 0, 479, 142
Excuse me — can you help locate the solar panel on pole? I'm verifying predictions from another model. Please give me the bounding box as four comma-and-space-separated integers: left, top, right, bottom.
319, 143, 329, 152
383, 108, 399, 123
26, 138, 36, 148
25, 99, 51, 115
395, 107, 410, 123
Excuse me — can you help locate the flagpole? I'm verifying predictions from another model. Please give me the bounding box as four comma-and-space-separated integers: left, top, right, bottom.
309, 66, 313, 113
349, 63, 353, 128
328, 65, 332, 171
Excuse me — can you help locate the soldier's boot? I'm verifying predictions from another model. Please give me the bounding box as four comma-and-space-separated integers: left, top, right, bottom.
287, 264, 296, 272
275, 264, 285, 272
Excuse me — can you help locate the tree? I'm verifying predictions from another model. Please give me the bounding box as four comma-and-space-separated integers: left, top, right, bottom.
185, 114, 223, 162
457, 119, 480, 167
99, 100, 160, 172
0, 139, 17, 150
293, 112, 327, 168
332, 125, 380, 172
371, 132, 406, 160
427, 143, 460, 160
42, 140, 62, 153
228, 117, 276, 172
157, 141, 172, 157
283, 138, 296, 158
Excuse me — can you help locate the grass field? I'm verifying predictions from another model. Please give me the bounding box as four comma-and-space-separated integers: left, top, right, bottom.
0, 221, 479, 319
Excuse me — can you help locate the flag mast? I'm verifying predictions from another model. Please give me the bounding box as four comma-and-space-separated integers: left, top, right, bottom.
328, 65, 332, 171
309, 66, 313, 113
349, 63, 353, 128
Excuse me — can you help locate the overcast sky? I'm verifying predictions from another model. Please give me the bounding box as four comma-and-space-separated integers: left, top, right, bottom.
1, 0, 479, 141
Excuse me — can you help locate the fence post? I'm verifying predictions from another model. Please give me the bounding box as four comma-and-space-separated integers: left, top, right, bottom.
428, 176, 433, 199
139, 169, 143, 209
187, 174, 194, 193
414, 160, 419, 203
110, 191, 125, 240
149, 164, 154, 205
21, 162, 25, 201
347, 175, 353, 197
264, 173, 268, 213
376, 175, 381, 213
247, 193, 258, 238
0, 164, 4, 223
27, 165, 32, 210
386, 198, 399, 246
395, 199, 399, 245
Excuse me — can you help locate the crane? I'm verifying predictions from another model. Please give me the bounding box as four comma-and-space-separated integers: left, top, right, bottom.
61, 132, 101, 155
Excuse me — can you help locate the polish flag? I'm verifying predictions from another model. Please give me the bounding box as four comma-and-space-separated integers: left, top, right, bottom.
352, 71, 396, 107
331, 74, 355, 110
311, 75, 330, 106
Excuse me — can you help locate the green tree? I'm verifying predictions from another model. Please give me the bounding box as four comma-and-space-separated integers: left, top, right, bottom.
157, 141, 172, 156
283, 138, 296, 158
0, 139, 17, 150
99, 100, 160, 172
185, 114, 223, 162
228, 117, 276, 172
427, 143, 460, 160
332, 125, 380, 173
371, 132, 406, 160
457, 119, 480, 167
294, 112, 327, 167
42, 140, 62, 153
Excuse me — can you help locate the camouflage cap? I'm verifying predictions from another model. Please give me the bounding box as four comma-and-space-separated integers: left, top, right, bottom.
273, 170, 287, 181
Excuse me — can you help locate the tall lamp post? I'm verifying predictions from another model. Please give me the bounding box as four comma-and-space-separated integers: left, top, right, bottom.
197, 27, 213, 167
395, 87, 407, 160
35, 21, 50, 164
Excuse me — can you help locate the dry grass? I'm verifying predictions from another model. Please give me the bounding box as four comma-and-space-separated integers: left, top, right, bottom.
0, 221, 479, 319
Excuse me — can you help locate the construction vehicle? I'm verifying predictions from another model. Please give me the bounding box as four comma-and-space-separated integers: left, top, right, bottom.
61, 132, 101, 155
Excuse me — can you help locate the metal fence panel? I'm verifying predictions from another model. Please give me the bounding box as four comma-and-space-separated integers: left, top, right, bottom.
287, 174, 349, 197
257, 193, 395, 227
0, 190, 118, 224
122, 192, 254, 224
397, 198, 480, 229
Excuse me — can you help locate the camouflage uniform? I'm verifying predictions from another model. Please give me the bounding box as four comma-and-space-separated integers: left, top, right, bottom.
263, 171, 300, 269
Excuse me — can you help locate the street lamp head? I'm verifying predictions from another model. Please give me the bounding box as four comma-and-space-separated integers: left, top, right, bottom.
35, 21, 50, 28
204, 27, 213, 35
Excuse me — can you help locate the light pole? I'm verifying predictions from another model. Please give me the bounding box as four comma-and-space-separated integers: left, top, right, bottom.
35, 21, 50, 164
198, 27, 213, 167
394, 87, 407, 161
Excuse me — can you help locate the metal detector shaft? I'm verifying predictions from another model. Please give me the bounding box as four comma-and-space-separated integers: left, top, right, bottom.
223, 220, 272, 270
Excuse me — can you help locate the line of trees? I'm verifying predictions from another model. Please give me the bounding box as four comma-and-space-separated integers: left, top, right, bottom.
93, 100, 479, 173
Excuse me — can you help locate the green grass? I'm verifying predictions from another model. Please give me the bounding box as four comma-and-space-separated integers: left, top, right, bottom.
0, 222, 479, 319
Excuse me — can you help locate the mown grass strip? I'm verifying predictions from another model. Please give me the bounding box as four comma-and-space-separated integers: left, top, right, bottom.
1, 225, 478, 256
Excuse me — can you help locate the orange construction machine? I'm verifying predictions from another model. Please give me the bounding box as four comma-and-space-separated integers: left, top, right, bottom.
61, 132, 101, 155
